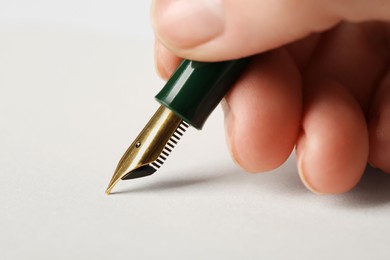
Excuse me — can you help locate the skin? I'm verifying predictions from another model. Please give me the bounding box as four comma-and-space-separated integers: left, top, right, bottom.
151, 0, 390, 194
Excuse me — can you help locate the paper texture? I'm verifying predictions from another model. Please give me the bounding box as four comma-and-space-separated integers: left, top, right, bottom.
1, 12, 390, 260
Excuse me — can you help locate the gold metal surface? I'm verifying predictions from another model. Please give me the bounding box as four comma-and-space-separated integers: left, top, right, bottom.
105, 105, 183, 194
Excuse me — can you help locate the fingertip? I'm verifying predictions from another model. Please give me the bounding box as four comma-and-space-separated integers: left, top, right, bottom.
368, 70, 390, 173
296, 80, 369, 194
295, 131, 323, 194
223, 50, 302, 173
151, 0, 225, 56
151, 0, 340, 61
154, 40, 182, 80
296, 148, 324, 195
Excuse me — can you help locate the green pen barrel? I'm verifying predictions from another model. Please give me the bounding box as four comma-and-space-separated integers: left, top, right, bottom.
155, 58, 250, 130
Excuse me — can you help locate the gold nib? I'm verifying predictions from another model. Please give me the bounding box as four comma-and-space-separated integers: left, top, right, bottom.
105, 105, 189, 194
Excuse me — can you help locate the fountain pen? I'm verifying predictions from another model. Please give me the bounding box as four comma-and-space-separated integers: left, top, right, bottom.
105, 58, 251, 194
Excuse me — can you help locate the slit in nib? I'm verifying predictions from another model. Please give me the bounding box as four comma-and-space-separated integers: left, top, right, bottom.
105, 105, 188, 195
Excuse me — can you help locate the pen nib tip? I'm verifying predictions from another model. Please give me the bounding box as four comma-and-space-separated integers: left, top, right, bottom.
106, 183, 115, 195
104, 168, 124, 195
104, 106, 187, 195
105, 187, 113, 195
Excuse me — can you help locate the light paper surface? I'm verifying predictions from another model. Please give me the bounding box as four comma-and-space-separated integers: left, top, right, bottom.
1, 2, 390, 260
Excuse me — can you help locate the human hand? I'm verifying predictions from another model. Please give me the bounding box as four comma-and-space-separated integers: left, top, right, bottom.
151, 0, 390, 194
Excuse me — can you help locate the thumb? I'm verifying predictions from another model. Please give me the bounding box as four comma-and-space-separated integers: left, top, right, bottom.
151, 0, 390, 61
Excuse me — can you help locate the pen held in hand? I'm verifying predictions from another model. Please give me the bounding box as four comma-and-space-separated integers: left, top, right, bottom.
106, 58, 251, 194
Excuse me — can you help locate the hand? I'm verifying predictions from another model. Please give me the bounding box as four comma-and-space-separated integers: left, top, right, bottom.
151, 0, 390, 194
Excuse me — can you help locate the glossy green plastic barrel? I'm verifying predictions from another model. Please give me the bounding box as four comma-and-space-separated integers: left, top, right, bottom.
155, 58, 250, 129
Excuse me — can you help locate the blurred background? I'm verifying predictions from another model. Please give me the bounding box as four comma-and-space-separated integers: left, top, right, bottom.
0, 0, 153, 37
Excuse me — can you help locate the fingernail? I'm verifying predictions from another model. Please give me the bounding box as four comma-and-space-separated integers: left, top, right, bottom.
152, 0, 225, 48
296, 147, 324, 195
221, 98, 240, 167
221, 98, 233, 144
221, 98, 230, 118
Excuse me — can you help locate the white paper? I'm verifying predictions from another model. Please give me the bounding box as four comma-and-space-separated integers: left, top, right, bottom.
1, 2, 390, 260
